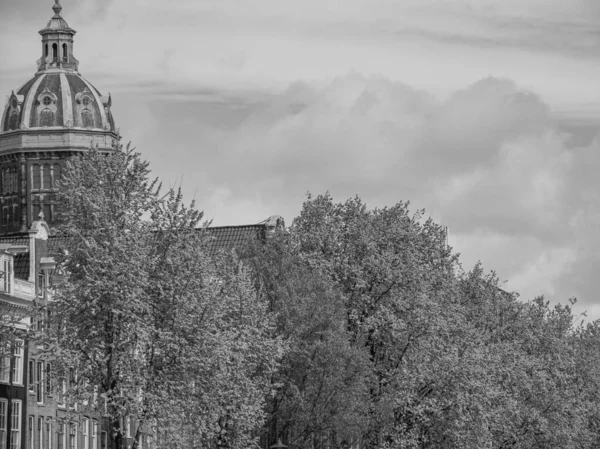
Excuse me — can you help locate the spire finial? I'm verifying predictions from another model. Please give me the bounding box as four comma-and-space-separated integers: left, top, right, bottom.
52, 0, 62, 18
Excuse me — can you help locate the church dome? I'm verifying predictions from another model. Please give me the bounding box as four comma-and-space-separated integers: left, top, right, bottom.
0, 0, 117, 136
1, 73, 116, 133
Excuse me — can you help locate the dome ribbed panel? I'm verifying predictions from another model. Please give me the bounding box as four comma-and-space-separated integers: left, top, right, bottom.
27, 74, 64, 128
2, 75, 42, 132
66, 74, 103, 129
21, 74, 46, 130
80, 77, 107, 130
17, 75, 41, 97
59, 73, 73, 126
27, 74, 62, 127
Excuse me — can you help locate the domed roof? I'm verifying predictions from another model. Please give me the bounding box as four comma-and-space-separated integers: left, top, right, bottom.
1, 72, 116, 134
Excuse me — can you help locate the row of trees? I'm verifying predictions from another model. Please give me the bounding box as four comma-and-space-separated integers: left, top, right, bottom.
28, 145, 600, 448
246, 195, 600, 448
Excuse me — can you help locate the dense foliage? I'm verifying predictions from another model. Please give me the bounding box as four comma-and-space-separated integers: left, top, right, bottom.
32, 145, 600, 449
246, 193, 600, 449
34, 146, 284, 449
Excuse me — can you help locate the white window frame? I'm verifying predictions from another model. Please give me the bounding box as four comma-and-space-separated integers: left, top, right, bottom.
0, 354, 9, 384
12, 340, 23, 386
82, 419, 88, 449
47, 420, 52, 449
28, 361, 35, 393
91, 423, 97, 449
9, 400, 21, 449
0, 399, 7, 449
3, 258, 12, 294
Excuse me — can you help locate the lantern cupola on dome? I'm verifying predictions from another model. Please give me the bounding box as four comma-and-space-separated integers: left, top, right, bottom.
37, 0, 79, 73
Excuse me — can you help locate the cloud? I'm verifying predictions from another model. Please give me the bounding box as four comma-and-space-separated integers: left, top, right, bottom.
149, 73, 599, 317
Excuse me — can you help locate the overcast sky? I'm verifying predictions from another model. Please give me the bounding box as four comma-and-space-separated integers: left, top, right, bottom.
1, 0, 600, 320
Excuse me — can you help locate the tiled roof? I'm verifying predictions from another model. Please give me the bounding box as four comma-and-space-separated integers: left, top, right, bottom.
45, 224, 269, 258
205, 224, 266, 257
0, 236, 30, 280
47, 235, 71, 255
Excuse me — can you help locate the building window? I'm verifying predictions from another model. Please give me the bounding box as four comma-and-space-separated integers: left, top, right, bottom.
37, 361, 44, 403
82, 419, 88, 449
81, 110, 93, 129
28, 416, 33, 449
58, 423, 65, 449
42, 165, 51, 189
47, 421, 52, 449
10, 400, 21, 449
40, 109, 55, 127
32, 165, 41, 190
11, 200, 18, 226
0, 351, 9, 383
100, 432, 107, 449
53, 164, 62, 187
69, 424, 76, 449
28, 360, 35, 393
52, 44, 58, 61
62, 43, 68, 62
91, 423, 97, 449
46, 363, 52, 396
52, 164, 62, 188
12, 340, 23, 385
3, 259, 12, 294
37, 417, 42, 449
0, 400, 7, 449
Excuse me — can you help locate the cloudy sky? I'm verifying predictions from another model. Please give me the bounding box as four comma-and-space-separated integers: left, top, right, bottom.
1, 0, 600, 320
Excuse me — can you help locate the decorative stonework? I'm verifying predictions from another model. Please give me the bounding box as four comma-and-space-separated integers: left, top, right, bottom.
29, 217, 50, 241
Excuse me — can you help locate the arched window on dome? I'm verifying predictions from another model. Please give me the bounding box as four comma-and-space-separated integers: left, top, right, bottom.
62, 44, 68, 62
42, 165, 51, 190
53, 164, 62, 188
8, 112, 19, 131
45, 44, 49, 58
32, 165, 41, 191
82, 109, 94, 128
40, 109, 55, 127
52, 43, 58, 61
